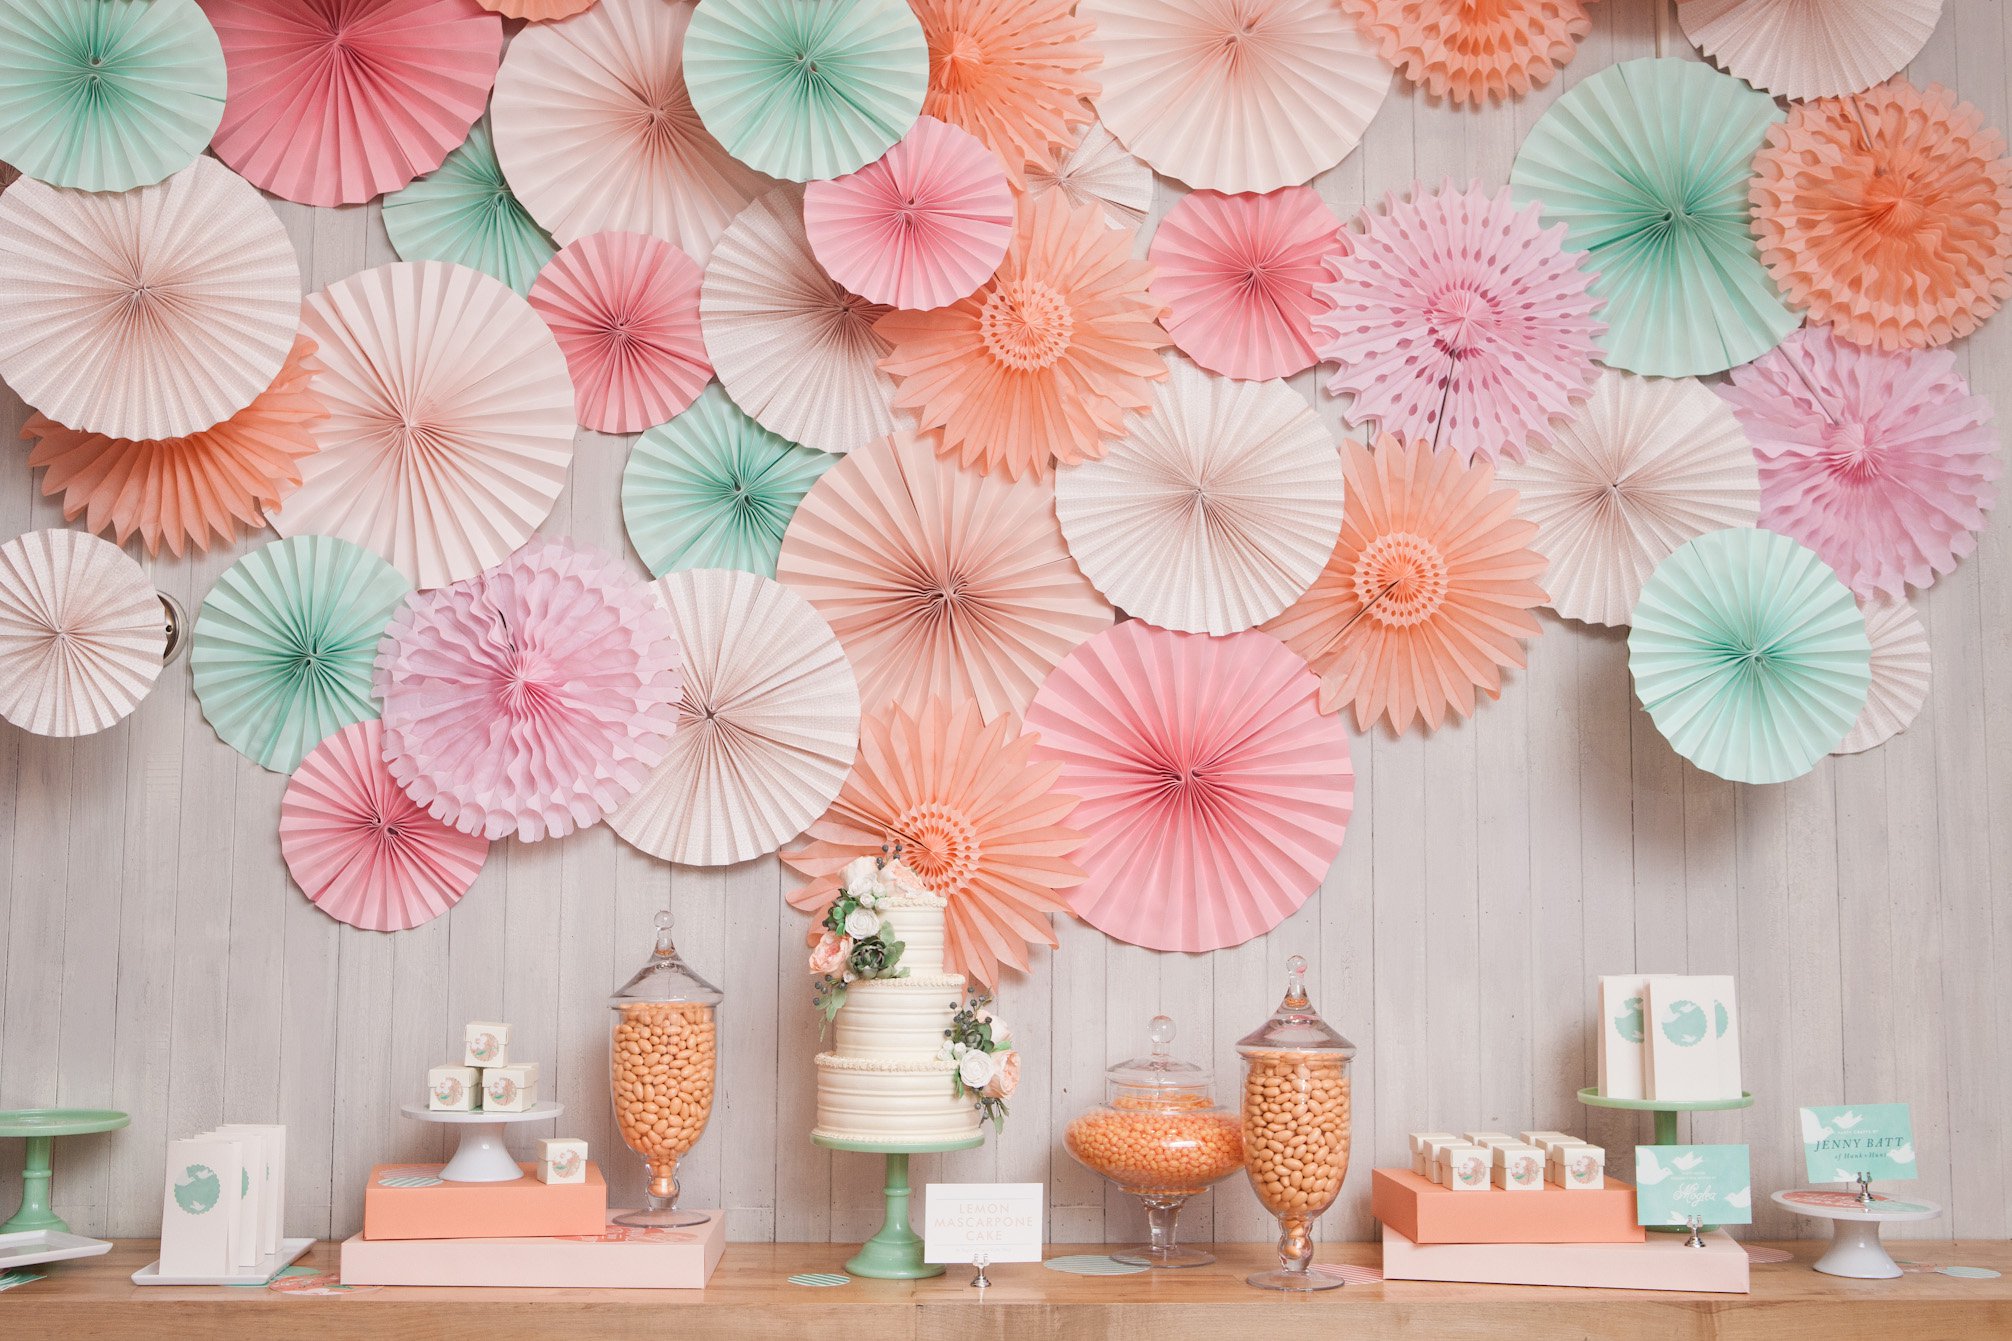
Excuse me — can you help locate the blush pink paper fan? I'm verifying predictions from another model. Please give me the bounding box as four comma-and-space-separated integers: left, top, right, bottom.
374, 537, 683, 842
0, 529, 166, 738
1316, 181, 1605, 465
528, 231, 711, 434
805, 116, 1014, 311
1148, 187, 1344, 382
1025, 621, 1352, 953
281, 718, 489, 931
477, 0, 595, 18
1835, 593, 1930, 755
1022, 121, 1155, 230
1721, 325, 2000, 601
202, 0, 502, 207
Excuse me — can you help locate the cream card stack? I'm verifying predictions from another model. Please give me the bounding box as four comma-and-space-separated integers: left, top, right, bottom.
160, 1124, 288, 1277
1597, 974, 1742, 1102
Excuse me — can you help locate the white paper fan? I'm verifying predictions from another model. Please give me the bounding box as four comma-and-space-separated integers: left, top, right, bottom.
1679, 0, 1943, 103
0, 529, 165, 737
1023, 120, 1156, 230
1835, 593, 1930, 754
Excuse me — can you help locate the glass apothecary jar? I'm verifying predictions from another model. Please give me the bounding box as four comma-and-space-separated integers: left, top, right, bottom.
609, 910, 721, 1227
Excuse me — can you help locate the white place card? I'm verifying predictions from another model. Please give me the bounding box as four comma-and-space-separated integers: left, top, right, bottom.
214, 1123, 286, 1257
159, 1136, 243, 1279
1597, 975, 1650, 1101
924, 1183, 1045, 1265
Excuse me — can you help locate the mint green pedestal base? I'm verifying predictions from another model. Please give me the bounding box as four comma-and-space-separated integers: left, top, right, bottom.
813, 1134, 984, 1280
0, 1109, 130, 1235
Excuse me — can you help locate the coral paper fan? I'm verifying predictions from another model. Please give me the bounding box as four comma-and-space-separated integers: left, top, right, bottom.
1679, 0, 1941, 103
22, 334, 327, 559
528, 231, 711, 435
1835, 593, 1930, 756
1149, 187, 1344, 382
1263, 435, 1548, 734
1023, 121, 1155, 230
804, 116, 1014, 311
776, 427, 1113, 722
382, 115, 557, 297
1317, 181, 1604, 465
783, 698, 1085, 988
1025, 622, 1353, 953
0, 529, 164, 738
878, 191, 1169, 481
1751, 79, 2012, 353
202, 0, 502, 208
1343, 0, 1596, 104
281, 719, 490, 932
914, 0, 1101, 186
1721, 325, 1999, 601
477, 0, 594, 18
374, 538, 684, 842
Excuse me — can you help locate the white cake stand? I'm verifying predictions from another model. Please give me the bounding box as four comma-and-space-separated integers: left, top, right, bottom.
1771, 1189, 1942, 1279
400, 1101, 562, 1183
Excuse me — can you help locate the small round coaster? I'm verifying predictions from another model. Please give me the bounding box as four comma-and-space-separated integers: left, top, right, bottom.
1312, 1263, 1383, 1284
789, 1272, 851, 1287
1940, 1265, 2002, 1279
1741, 1245, 1794, 1264
1044, 1254, 1149, 1276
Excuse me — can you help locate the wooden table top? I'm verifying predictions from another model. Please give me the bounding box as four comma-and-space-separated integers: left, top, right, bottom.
5, 1240, 2010, 1340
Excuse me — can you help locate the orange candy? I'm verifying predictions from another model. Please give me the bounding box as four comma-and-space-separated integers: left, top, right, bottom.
1065, 1094, 1246, 1197
611, 1001, 717, 1174
1241, 1050, 1352, 1216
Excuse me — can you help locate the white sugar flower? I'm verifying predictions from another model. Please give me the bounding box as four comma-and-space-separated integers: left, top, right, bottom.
844, 907, 882, 940
958, 1051, 998, 1090
842, 856, 879, 895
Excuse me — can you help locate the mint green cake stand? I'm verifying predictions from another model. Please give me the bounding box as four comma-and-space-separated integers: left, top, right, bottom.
0, 1109, 129, 1234
813, 1134, 983, 1279
1578, 1089, 1753, 1232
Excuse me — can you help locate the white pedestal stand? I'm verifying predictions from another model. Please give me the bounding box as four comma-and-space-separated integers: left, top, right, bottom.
399, 1101, 563, 1183
1771, 1189, 1942, 1279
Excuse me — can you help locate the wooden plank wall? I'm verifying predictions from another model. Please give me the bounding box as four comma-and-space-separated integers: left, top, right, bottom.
0, 0, 2004, 1247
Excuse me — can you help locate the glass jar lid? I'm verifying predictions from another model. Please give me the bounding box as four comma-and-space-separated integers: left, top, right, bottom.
1235, 955, 1354, 1057
1107, 1014, 1213, 1098
610, 910, 723, 1007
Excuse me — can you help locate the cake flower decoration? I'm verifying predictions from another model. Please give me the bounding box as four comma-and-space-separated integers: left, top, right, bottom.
809, 848, 914, 1025
943, 993, 1017, 1130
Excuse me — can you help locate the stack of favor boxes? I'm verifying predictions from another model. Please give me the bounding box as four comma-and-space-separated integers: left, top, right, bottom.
427, 1021, 542, 1116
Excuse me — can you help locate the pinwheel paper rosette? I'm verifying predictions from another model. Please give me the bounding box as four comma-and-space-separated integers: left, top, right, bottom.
0, 529, 166, 738
1678, 0, 1942, 103
1341, 0, 1597, 104
1023, 121, 1155, 230
382, 115, 557, 297
1835, 594, 1931, 756
913, 0, 1101, 185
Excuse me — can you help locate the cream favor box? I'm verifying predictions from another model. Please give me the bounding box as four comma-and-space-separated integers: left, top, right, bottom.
465, 1021, 511, 1068
1492, 1143, 1545, 1191
538, 1139, 589, 1185
160, 1135, 245, 1279
1596, 975, 1649, 1101
1410, 1132, 1458, 1176
1437, 1144, 1491, 1191
1551, 1145, 1605, 1189
429, 1065, 482, 1112
485, 1063, 539, 1112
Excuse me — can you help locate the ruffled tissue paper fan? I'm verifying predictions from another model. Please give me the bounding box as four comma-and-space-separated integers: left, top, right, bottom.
684, 0, 928, 183
1629, 527, 1871, 786
280, 718, 490, 932
1056, 359, 1344, 635
1341, 0, 1597, 104
1678, 0, 1942, 103
1721, 325, 2000, 601
1023, 121, 1154, 230
270, 261, 577, 590
1511, 57, 1797, 378
382, 114, 557, 297
1316, 181, 1605, 463
608, 570, 860, 866
0, 529, 165, 738
783, 697, 1085, 988
0, 0, 225, 191
202, 0, 502, 207
0, 156, 302, 442
1835, 593, 1930, 755
912, 0, 1101, 185
375, 538, 684, 842
1496, 369, 1759, 628
1083, 0, 1390, 194
1025, 621, 1353, 953
191, 535, 413, 773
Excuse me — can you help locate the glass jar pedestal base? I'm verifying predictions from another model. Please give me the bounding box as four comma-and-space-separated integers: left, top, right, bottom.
1248, 1212, 1343, 1291
614, 1156, 710, 1227
1112, 1197, 1213, 1268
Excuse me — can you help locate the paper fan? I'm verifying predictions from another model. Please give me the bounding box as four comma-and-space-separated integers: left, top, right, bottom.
21, 334, 327, 559
776, 426, 1113, 721
804, 116, 1014, 311
270, 261, 576, 591
1679, 0, 1941, 102
913, 0, 1101, 185
877, 191, 1168, 480
477, 0, 594, 18
1721, 326, 1999, 601
1023, 120, 1154, 230
1341, 0, 1596, 104
684, 0, 927, 183
1751, 79, 2012, 353
528, 231, 710, 434
1496, 369, 1759, 628
1083, 0, 1390, 194
1629, 528, 1871, 786
192, 535, 413, 773
1263, 435, 1548, 734
1835, 594, 1930, 755
702, 184, 899, 456
1056, 359, 1344, 635
0, 0, 225, 191
382, 115, 556, 297
1148, 188, 1343, 383
1024, 621, 1352, 953
622, 384, 835, 578
280, 718, 489, 932
0, 529, 164, 737
0, 156, 302, 442
783, 697, 1085, 987
203, 0, 501, 207
1511, 57, 1796, 378
607, 570, 859, 866
375, 537, 683, 842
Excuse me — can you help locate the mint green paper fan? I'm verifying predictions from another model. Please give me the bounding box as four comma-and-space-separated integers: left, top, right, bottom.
1510, 58, 1796, 378
192, 535, 413, 774
684, 0, 927, 182
623, 384, 836, 577
382, 116, 556, 296
0, 0, 225, 192
1629, 528, 1871, 786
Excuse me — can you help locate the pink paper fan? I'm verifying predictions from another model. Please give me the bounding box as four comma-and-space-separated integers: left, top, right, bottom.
528, 231, 711, 434
202, 0, 503, 207
374, 538, 684, 842
1722, 325, 2000, 601
1025, 621, 1353, 953
1148, 187, 1345, 381
281, 718, 490, 931
805, 116, 1014, 310
1316, 180, 1605, 464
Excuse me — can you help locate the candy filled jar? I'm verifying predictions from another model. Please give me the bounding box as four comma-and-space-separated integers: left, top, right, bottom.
1237, 955, 1356, 1291
1064, 1015, 1244, 1268
609, 910, 721, 1227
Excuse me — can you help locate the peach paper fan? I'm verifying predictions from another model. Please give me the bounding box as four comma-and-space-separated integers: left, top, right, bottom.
1342, 0, 1597, 104
914, 0, 1101, 186
477, 0, 595, 18
1678, 0, 1942, 103
1022, 121, 1154, 230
